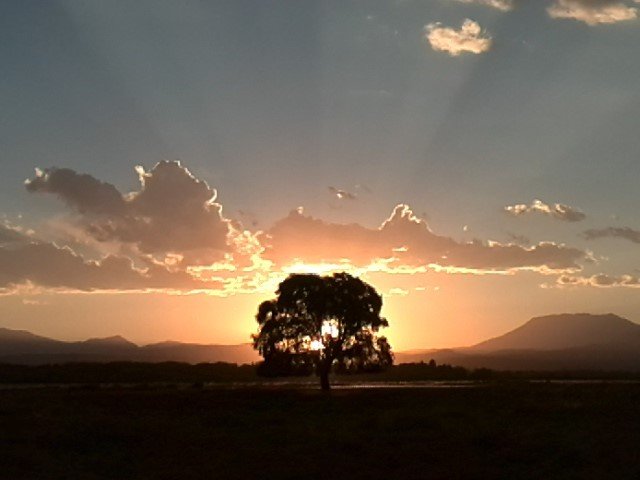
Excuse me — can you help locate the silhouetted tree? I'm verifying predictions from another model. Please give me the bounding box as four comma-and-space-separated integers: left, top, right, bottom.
252, 272, 393, 390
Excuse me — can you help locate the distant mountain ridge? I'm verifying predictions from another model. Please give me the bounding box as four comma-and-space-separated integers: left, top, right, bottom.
396, 313, 640, 370
83, 335, 136, 348
2, 313, 640, 370
0, 327, 260, 365
471, 313, 640, 351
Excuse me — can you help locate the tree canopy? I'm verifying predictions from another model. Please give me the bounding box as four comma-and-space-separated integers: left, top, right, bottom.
252, 272, 393, 390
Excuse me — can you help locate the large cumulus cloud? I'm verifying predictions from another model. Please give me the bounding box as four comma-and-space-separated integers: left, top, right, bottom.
0, 233, 217, 294
25, 167, 126, 215
26, 161, 232, 264
19, 162, 594, 294
265, 204, 587, 273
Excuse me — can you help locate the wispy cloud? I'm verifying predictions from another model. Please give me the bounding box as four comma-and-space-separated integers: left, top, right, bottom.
547, 0, 638, 26
0, 223, 32, 246
425, 19, 492, 56
557, 273, 640, 288
583, 226, 640, 243
506, 232, 531, 246
328, 186, 357, 200
387, 287, 410, 296
504, 199, 586, 222
451, 0, 514, 12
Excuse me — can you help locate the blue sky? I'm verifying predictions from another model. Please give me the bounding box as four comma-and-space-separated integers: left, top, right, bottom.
2, 0, 640, 348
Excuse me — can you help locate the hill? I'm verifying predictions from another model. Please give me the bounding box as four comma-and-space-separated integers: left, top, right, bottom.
395, 313, 640, 371
471, 313, 640, 351
0, 328, 260, 365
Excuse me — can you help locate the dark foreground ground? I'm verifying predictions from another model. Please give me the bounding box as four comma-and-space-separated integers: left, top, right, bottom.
1, 382, 639, 479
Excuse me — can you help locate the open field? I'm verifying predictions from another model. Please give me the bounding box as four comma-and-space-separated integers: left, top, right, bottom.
2, 383, 640, 479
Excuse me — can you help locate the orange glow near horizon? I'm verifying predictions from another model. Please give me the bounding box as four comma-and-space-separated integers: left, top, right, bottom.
7, 268, 640, 353
4, 247, 634, 352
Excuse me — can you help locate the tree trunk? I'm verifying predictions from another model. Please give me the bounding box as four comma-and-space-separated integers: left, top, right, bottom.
318, 352, 332, 391
319, 369, 330, 391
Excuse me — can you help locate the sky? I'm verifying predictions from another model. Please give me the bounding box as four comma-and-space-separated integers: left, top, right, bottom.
2, 0, 640, 351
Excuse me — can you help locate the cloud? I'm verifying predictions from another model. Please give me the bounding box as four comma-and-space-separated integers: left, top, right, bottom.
18, 162, 592, 294
0, 240, 217, 294
425, 19, 492, 56
451, 0, 514, 11
583, 226, 640, 243
387, 288, 410, 296
265, 204, 587, 273
557, 273, 640, 288
25, 168, 126, 215
504, 199, 586, 222
547, 0, 638, 25
506, 232, 531, 246
328, 186, 357, 200
0, 224, 31, 246
26, 161, 233, 264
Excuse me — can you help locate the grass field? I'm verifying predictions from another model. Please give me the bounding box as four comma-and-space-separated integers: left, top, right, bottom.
2, 382, 639, 479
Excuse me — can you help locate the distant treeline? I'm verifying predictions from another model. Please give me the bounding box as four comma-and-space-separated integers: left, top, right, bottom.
0, 362, 257, 384
362, 362, 640, 381
1, 360, 640, 384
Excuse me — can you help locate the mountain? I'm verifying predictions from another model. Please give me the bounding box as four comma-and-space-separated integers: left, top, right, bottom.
0, 327, 70, 356
395, 313, 640, 371
83, 335, 137, 348
0, 327, 51, 342
471, 313, 640, 351
0, 328, 260, 365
